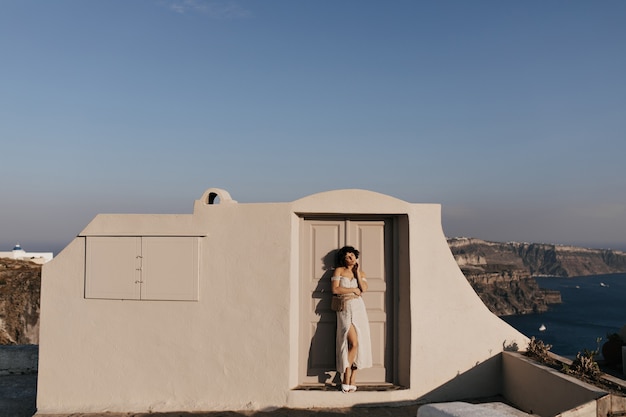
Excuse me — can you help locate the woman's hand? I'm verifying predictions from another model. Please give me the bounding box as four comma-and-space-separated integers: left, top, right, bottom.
354, 263, 368, 292
353, 288, 362, 296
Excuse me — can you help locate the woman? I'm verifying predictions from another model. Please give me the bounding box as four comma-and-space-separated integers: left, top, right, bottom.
331, 246, 373, 393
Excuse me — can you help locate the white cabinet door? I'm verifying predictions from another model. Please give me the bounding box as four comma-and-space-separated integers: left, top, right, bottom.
141, 237, 199, 301
85, 236, 199, 301
86, 237, 141, 300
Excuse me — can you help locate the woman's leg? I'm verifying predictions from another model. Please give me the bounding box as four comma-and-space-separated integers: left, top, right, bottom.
344, 324, 359, 386
347, 324, 359, 365
349, 368, 358, 386
342, 367, 352, 388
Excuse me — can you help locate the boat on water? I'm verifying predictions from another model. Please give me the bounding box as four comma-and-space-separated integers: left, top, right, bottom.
539, 324, 546, 332
600, 282, 609, 287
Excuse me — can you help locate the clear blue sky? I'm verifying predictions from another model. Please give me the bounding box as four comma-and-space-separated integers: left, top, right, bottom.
1, 0, 625, 255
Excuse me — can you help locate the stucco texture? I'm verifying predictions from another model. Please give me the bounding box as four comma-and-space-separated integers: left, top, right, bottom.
37, 189, 527, 414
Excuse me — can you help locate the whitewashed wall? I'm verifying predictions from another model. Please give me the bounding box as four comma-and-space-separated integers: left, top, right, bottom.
37, 188, 527, 414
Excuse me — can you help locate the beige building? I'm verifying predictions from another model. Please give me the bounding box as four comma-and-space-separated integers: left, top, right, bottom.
37, 188, 529, 414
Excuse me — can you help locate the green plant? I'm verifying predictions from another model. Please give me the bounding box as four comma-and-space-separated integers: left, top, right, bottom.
524, 336, 554, 364
524, 337, 623, 395
563, 348, 601, 379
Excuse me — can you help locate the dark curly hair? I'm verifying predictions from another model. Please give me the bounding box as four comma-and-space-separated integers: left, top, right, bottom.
335, 246, 360, 268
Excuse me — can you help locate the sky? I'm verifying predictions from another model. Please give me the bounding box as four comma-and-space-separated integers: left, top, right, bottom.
1, 0, 625, 256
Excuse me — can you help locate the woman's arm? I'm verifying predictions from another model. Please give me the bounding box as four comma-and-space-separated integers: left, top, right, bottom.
331, 267, 362, 295
354, 264, 368, 292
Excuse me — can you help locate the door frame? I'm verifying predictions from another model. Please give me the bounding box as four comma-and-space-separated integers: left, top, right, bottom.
297, 214, 407, 388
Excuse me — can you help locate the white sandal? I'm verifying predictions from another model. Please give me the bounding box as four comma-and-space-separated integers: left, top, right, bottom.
341, 384, 350, 393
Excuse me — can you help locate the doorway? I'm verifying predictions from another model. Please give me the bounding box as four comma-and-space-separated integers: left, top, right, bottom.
298, 216, 399, 386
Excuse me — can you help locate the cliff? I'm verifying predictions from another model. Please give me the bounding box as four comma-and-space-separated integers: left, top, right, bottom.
449, 237, 626, 278
0, 259, 41, 344
448, 237, 626, 316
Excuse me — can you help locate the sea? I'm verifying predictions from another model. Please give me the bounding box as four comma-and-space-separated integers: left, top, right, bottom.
501, 273, 626, 359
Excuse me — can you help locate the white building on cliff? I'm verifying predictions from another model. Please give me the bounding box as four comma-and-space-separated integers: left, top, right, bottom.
0, 243, 53, 264
37, 188, 619, 417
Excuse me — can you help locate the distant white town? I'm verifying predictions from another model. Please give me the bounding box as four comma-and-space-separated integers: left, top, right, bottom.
0, 243, 53, 264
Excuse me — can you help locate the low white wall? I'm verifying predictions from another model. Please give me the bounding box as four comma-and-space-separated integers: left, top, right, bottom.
502, 352, 608, 417
0, 251, 53, 263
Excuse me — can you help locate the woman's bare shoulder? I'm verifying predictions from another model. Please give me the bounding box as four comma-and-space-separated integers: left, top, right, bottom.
333, 266, 347, 276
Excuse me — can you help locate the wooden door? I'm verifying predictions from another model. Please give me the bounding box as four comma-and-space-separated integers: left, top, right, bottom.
299, 217, 392, 385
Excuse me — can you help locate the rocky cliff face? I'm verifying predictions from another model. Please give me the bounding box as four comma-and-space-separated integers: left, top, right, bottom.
470, 278, 562, 316
0, 259, 41, 345
449, 237, 626, 278
448, 237, 626, 316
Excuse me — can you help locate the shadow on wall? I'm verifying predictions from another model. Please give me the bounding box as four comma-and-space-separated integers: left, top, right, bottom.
413, 341, 519, 405
307, 249, 341, 386
416, 355, 504, 404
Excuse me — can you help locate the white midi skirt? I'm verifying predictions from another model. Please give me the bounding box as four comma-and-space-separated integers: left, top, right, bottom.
335, 296, 373, 372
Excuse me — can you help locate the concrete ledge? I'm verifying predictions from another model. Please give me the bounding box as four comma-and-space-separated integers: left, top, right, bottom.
417, 402, 531, 417
503, 352, 608, 417
0, 345, 38, 376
